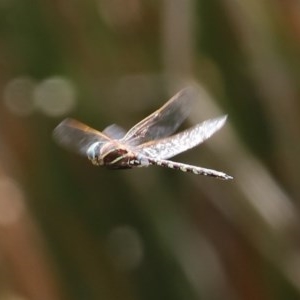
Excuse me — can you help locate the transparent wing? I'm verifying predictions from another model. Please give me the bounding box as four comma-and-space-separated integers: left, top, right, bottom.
53, 118, 111, 156
121, 87, 197, 146
137, 116, 227, 159
103, 124, 126, 139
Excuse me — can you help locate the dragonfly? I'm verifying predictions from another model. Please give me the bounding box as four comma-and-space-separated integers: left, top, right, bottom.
53, 87, 233, 180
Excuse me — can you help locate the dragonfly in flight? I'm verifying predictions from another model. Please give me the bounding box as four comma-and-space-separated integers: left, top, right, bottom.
53, 87, 233, 180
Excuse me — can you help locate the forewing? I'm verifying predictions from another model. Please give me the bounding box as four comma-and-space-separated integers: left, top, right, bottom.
137, 116, 227, 159
53, 118, 111, 156
103, 124, 126, 139
122, 87, 197, 145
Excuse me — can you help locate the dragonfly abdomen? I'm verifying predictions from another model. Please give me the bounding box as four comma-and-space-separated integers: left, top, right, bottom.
146, 157, 233, 180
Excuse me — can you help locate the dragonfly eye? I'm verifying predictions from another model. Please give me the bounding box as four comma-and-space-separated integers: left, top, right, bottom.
86, 142, 102, 165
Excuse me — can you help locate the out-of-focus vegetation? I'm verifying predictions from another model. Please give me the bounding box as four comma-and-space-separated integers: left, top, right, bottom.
0, 0, 300, 299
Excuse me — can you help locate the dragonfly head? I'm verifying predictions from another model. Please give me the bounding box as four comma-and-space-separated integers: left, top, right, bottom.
86, 142, 102, 165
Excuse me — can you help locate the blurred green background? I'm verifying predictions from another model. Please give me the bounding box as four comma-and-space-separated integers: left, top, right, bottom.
1, 0, 300, 299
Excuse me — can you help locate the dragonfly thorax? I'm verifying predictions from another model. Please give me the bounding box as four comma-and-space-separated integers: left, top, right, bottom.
88, 141, 133, 168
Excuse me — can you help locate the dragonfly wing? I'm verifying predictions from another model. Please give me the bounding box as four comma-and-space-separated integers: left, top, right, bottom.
122, 87, 197, 145
137, 116, 227, 159
103, 124, 127, 139
53, 118, 111, 156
